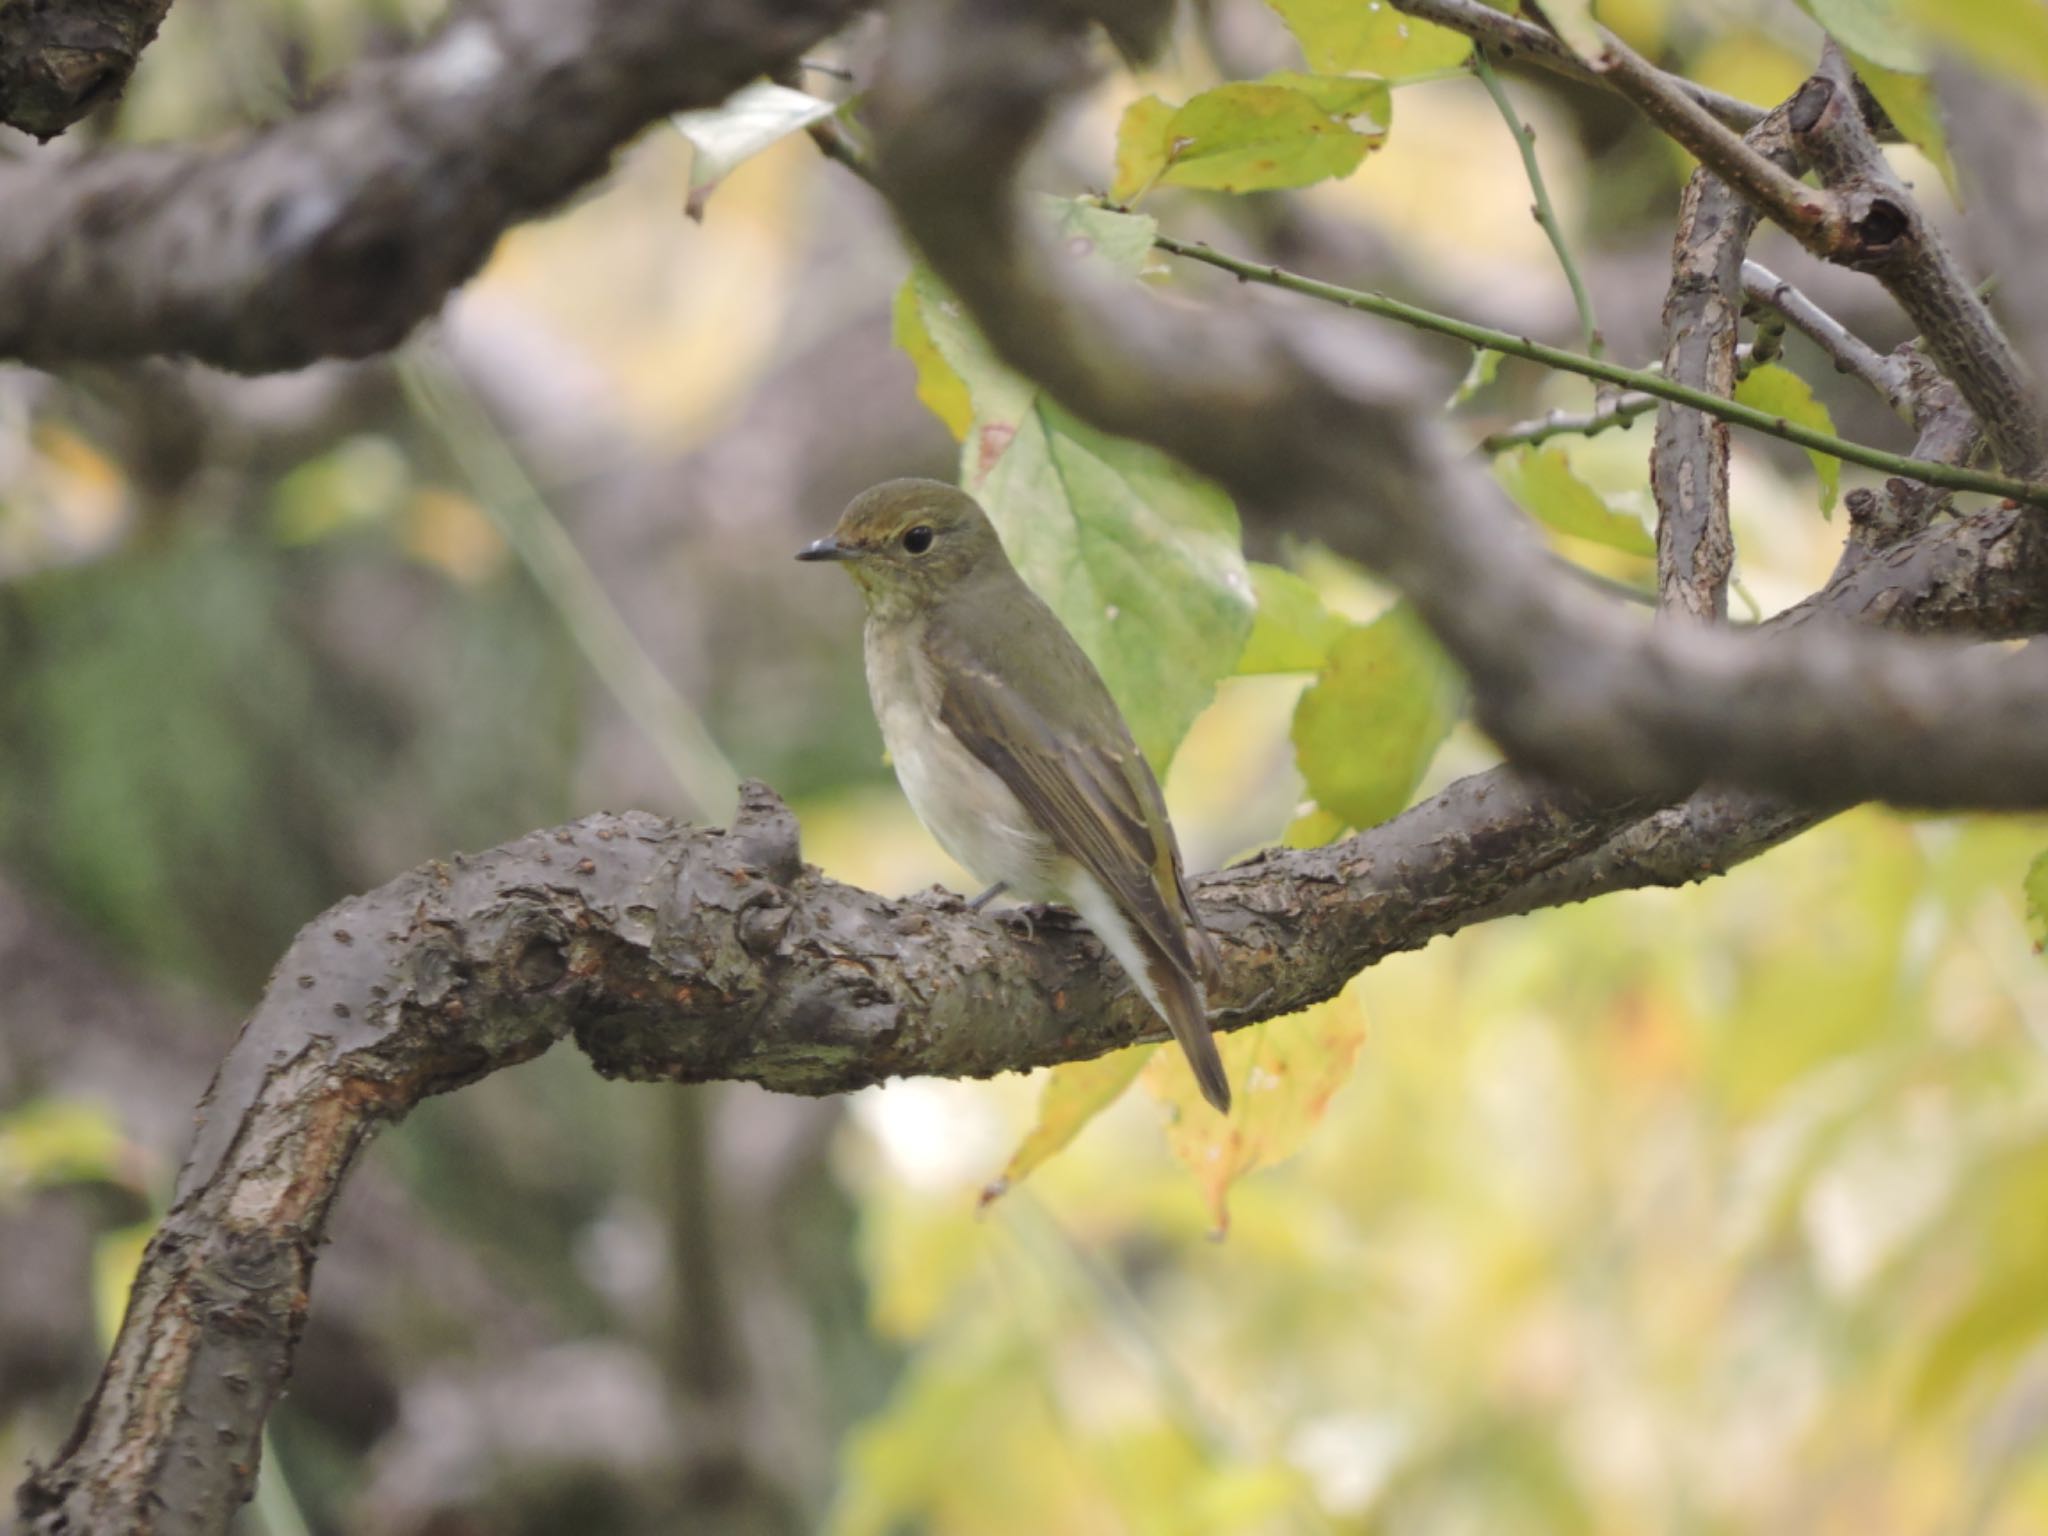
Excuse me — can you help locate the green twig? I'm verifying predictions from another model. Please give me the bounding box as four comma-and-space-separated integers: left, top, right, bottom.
1152, 233, 2048, 509
1471, 48, 1602, 360
400, 348, 741, 821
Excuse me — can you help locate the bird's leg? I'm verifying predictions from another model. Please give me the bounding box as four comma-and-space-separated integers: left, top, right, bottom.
967, 881, 1009, 912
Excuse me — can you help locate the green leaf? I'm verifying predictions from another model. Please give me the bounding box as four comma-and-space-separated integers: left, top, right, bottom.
1797, 0, 1925, 71
1238, 563, 1351, 674
1037, 195, 1159, 277
1156, 82, 1379, 194
2025, 850, 2048, 952
974, 399, 1255, 770
1906, 0, 2048, 91
0, 1098, 129, 1193
1265, 0, 1473, 76
1257, 71, 1394, 128
1282, 804, 1348, 847
897, 242, 1252, 770
1495, 446, 1656, 556
1733, 363, 1843, 514
672, 82, 836, 219
982, 1046, 1155, 1205
1291, 604, 1463, 828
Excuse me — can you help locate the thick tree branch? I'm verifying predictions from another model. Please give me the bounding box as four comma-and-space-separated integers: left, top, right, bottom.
872, 0, 2048, 812
1589, 34, 2046, 476
1651, 105, 1800, 621
0, 0, 871, 371
0, 0, 172, 139
16, 776, 1638, 1534
1787, 45, 2048, 476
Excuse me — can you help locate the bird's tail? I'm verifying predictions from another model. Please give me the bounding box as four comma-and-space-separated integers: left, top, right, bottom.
1142, 937, 1231, 1115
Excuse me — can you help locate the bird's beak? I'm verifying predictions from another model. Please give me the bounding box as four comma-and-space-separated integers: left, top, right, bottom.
796, 536, 851, 562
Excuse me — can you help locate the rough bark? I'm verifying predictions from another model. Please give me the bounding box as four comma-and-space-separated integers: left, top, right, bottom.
0, 0, 871, 370
0, 0, 173, 139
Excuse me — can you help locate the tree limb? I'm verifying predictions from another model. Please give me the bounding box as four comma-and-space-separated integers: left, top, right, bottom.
0, 0, 174, 140
872, 0, 2048, 812
15, 774, 1641, 1534
1787, 45, 2048, 477
0, 0, 872, 371
1651, 104, 1800, 621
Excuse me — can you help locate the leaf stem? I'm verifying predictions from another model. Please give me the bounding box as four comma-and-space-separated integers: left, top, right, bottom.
1471, 49, 1601, 360
1151, 232, 2048, 508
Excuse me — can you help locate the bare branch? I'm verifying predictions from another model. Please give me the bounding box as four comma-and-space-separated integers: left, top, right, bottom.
1652, 105, 1800, 621
1389, 0, 1764, 129
0, 0, 872, 371
0, 0, 174, 139
1787, 45, 2048, 476
1741, 260, 1914, 415
871, 0, 2048, 811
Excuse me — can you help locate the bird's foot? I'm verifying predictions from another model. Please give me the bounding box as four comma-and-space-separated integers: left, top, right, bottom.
966, 881, 1010, 913
996, 905, 1038, 943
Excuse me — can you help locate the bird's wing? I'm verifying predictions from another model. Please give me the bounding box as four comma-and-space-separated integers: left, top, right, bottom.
931, 630, 1190, 962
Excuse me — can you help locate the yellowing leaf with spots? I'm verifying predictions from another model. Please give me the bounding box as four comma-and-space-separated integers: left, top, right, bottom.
1145, 985, 1369, 1234
981, 1044, 1156, 1205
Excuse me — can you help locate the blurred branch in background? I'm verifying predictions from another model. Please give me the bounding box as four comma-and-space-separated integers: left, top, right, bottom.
402, 347, 740, 821
0, 0, 874, 368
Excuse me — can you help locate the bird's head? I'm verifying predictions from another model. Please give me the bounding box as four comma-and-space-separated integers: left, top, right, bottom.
797, 478, 1008, 618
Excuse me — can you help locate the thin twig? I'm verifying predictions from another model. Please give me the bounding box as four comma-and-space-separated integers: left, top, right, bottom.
1482, 392, 1657, 450
1471, 47, 1601, 359
1150, 233, 2048, 508
1388, 0, 1764, 129
1741, 259, 1912, 415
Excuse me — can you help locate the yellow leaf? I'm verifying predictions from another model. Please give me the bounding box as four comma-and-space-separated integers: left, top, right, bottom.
982, 1044, 1156, 1205
1145, 984, 1369, 1234
890, 278, 974, 440
1112, 93, 1176, 205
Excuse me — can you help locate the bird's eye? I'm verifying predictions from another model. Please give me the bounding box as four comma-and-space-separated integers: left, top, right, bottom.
901, 525, 935, 555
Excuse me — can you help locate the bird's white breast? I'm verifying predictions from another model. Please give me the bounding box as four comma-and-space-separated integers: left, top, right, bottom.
864, 616, 1060, 899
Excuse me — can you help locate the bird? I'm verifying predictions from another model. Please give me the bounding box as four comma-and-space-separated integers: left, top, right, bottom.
797, 478, 1232, 1113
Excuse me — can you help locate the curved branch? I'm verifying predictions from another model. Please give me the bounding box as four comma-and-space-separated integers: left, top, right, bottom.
16, 775, 1634, 1533
0, 0, 173, 140
0, 0, 871, 371
871, 0, 2048, 812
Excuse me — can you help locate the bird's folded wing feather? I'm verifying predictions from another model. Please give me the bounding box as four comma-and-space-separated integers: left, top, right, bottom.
934, 647, 1202, 973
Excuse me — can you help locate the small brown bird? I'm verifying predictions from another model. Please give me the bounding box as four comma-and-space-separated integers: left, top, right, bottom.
799, 478, 1231, 1112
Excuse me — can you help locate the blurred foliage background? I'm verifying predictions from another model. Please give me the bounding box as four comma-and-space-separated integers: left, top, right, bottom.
5, 0, 2048, 1532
